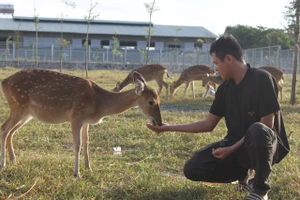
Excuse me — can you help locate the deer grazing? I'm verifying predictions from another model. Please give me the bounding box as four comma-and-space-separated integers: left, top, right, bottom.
259, 66, 284, 101
113, 64, 170, 100
202, 73, 223, 99
1, 69, 162, 177
169, 65, 215, 99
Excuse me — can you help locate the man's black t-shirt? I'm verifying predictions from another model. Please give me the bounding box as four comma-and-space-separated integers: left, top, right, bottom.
209, 64, 289, 163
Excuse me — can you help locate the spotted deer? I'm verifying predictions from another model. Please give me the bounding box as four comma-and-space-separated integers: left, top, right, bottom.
113, 64, 170, 100
1, 69, 162, 177
259, 66, 284, 101
202, 73, 223, 99
169, 65, 215, 99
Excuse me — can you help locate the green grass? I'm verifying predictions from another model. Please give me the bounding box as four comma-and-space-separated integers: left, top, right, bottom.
0, 67, 299, 200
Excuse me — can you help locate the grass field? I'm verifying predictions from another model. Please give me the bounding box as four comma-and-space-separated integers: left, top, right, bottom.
0, 67, 299, 200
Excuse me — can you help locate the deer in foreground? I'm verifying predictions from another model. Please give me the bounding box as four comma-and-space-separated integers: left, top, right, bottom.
259, 66, 284, 101
1, 69, 162, 177
202, 73, 223, 99
113, 64, 170, 100
169, 65, 214, 99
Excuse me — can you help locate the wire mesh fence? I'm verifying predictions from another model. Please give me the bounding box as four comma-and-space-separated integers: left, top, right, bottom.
0, 43, 298, 73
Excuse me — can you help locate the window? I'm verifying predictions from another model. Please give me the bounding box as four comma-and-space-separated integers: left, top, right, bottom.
120, 41, 137, 47
194, 43, 203, 48
168, 44, 180, 49
82, 39, 91, 46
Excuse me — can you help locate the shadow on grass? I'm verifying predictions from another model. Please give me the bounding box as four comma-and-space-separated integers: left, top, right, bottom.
104, 186, 209, 200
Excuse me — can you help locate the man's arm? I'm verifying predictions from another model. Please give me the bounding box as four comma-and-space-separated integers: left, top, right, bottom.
146, 112, 222, 133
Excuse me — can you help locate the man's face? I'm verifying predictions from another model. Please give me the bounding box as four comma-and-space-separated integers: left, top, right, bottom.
211, 52, 231, 80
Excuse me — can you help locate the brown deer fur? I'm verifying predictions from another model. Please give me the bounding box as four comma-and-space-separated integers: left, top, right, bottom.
170, 65, 215, 99
1, 69, 162, 177
113, 64, 169, 100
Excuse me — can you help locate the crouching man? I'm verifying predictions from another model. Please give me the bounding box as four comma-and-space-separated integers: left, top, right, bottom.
146, 34, 290, 200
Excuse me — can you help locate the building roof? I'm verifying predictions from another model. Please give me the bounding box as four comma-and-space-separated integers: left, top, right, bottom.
0, 16, 218, 38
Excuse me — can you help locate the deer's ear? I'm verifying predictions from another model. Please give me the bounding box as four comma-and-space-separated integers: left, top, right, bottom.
206, 73, 209, 77
133, 71, 146, 83
133, 72, 145, 95
135, 79, 145, 95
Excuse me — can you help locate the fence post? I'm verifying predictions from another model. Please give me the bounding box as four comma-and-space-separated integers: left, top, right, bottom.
159, 48, 162, 64
182, 51, 185, 68
252, 49, 255, 67
260, 49, 263, 67
25, 50, 27, 61
32, 44, 34, 62
51, 44, 54, 61
277, 45, 281, 68
12, 43, 15, 60
88, 45, 91, 62
106, 48, 109, 63
124, 48, 127, 64
69, 45, 72, 62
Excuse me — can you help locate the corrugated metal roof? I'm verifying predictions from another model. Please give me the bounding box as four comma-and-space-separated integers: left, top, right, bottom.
0, 16, 217, 38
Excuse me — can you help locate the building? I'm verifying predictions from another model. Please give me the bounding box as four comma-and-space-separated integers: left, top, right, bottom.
0, 16, 217, 52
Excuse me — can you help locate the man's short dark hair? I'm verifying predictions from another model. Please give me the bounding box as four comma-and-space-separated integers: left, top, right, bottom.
210, 34, 244, 62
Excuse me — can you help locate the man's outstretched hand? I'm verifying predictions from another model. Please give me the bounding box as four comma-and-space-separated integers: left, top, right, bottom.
146, 123, 168, 133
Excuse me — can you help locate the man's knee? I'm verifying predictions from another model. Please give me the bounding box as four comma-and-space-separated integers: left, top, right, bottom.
183, 159, 213, 181
247, 122, 270, 139
183, 160, 196, 180
245, 122, 276, 147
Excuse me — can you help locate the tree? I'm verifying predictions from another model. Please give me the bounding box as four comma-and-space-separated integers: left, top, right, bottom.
33, 8, 39, 68
224, 25, 293, 50
112, 33, 122, 62
5, 36, 13, 60
84, 0, 99, 79
172, 27, 181, 71
144, 0, 159, 65
57, 0, 76, 72
14, 31, 21, 67
285, 0, 300, 105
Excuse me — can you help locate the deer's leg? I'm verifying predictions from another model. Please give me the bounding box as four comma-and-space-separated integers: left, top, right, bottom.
71, 120, 83, 177
202, 83, 210, 99
82, 124, 92, 171
191, 81, 195, 99
183, 82, 190, 99
210, 82, 217, 90
1, 112, 31, 168
158, 81, 169, 100
156, 83, 163, 95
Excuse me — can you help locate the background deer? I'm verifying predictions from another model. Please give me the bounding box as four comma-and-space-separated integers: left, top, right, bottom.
1, 69, 162, 177
259, 66, 284, 101
169, 65, 214, 99
113, 64, 170, 100
202, 73, 223, 99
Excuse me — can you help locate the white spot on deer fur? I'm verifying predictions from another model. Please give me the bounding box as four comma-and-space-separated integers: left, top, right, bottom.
17, 88, 21, 92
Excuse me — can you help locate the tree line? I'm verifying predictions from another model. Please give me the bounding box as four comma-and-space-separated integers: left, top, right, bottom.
224, 25, 294, 50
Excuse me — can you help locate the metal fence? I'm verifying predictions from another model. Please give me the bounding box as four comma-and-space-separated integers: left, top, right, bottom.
0, 43, 298, 73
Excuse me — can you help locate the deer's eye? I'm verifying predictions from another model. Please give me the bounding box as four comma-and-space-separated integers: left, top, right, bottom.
148, 100, 154, 106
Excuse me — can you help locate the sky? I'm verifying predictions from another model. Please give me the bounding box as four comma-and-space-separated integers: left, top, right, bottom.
0, 0, 288, 36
